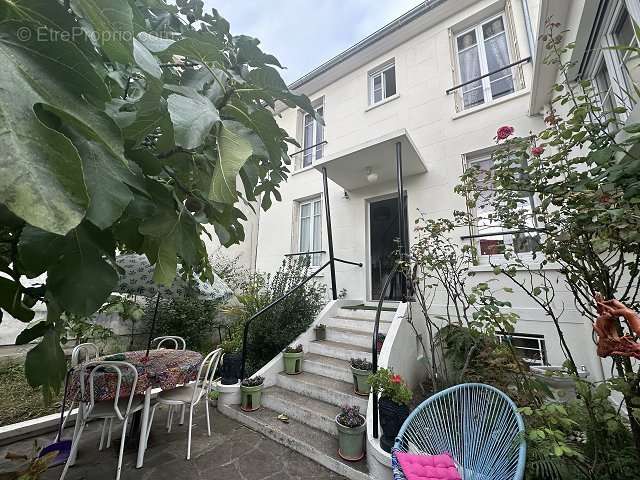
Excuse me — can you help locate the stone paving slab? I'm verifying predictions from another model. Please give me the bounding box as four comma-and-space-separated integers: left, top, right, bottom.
0, 407, 347, 480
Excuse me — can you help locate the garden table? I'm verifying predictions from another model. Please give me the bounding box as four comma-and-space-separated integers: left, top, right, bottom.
69, 349, 203, 468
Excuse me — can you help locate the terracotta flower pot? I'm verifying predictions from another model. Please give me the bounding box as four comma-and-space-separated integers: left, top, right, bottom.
336, 414, 366, 461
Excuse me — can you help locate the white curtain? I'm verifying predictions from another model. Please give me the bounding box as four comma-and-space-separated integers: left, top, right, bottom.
485, 32, 514, 98
459, 46, 483, 108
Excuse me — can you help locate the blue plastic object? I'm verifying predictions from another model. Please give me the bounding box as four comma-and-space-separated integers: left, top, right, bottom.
392, 383, 526, 480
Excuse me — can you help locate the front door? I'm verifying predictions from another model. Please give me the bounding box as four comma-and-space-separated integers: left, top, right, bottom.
369, 195, 408, 301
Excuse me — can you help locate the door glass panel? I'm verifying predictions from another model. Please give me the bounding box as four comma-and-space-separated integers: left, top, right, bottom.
384, 66, 396, 97
372, 74, 383, 103
303, 114, 313, 167
483, 18, 513, 99
315, 106, 324, 159
312, 201, 322, 265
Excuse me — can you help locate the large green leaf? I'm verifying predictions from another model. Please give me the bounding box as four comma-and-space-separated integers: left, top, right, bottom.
133, 37, 162, 79
159, 35, 224, 64
210, 121, 254, 203
25, 328, 66, 404
167, 93, 219, 149
72, 0, 135, 64
0, 277, 35, 323
18, 226, 67, 277
0, 45, 89, 234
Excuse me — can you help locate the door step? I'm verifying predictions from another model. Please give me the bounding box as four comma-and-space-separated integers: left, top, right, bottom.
325, 326, 372, 348
309, 340, 372, 362
276, 371, 367, 411
325, 316, 392, 334
219, 404, 369, 480
303, 353, 352, 383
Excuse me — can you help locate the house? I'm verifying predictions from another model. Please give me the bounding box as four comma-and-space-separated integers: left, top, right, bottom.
215, 1, 640, 478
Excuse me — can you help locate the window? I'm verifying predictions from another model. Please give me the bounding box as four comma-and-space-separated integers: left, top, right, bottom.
585, 1, 639, 120
301, 104, 324, 168
369, 62, 396, 105
468, 154, 540, 257
498, 333, 547, 365
298, 198, 322, 266
455, 15, 515, 109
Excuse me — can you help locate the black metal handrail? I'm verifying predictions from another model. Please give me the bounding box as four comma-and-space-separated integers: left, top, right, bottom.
289, 140, 328, 157
371, 262, 401, 439
284, 250, 326, 257
445, 56, 531, 95
239, 260, 332, 380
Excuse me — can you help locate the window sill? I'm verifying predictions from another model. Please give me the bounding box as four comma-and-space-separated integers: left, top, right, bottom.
365, 93, 400, 112
452, 88, 530, 120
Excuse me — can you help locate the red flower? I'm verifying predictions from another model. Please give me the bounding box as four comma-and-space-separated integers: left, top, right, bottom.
391, 374, 402, 384
544, 113, 559, 125
531, 146, 545, 157
496, 126, 515, 140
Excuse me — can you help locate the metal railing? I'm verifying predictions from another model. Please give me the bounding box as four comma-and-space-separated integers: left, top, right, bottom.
445, 56, 531, 95
371, 262, 401, 439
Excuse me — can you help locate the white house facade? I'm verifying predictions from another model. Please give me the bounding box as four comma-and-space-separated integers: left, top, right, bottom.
248, 0, 640, 384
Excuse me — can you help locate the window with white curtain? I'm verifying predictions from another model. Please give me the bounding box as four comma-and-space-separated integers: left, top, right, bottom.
368, 62, 396, 105
298, 197, 322, 266
302, 104, 324, 168
468, 154, 540, 257
455, 14, 515, 109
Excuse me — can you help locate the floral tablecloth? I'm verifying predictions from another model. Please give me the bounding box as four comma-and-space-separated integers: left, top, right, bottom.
70, 349, 203, 402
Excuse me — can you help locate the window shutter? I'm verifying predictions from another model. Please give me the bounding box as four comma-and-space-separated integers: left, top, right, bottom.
505, 0, 525, 90
295, 110, 304, 170
448, 27, 462, 112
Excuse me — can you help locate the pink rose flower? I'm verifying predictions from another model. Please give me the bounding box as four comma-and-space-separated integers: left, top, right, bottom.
531, 146, 545, 157
496, 126, 515, 140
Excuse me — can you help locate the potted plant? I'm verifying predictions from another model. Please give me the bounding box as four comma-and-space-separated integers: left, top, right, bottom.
376, 333, 386, 353
219, 337, 243, 385
208, 389, 219, 407
283, 344, 304, 375
314, 324, 326, 341
350, 358, 372, 396
240, 376, 265, 412
368, 368, 412, 453
335, 405, 366, 461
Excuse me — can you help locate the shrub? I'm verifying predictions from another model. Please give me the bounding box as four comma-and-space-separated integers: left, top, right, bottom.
336, 405, 365, 428
241, 376, 265, 387
145, 295, 222, 353
284, 344, 303, 354
368, 368, 412, 406
350, 358, 372, 371
224, 257, 325, 374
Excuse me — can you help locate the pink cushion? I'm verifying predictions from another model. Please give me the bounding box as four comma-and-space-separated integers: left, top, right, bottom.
396, 452, 461, 480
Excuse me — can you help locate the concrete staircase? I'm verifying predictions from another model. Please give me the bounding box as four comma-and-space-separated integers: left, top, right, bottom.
219, 303, 396, 480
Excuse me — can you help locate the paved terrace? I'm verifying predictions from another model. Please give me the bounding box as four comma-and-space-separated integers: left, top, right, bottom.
0, 409, 347, 480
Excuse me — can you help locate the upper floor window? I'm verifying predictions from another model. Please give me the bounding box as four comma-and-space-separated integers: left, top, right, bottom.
455, 15, 516, 110
298, 197, 322, 266
467, 153, 540, 257
368, 61, 396, 105
302, 103, 324, 168
497, 332, 547, 365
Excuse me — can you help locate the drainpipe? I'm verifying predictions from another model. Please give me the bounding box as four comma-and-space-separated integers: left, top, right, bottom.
521, 0, 536, 59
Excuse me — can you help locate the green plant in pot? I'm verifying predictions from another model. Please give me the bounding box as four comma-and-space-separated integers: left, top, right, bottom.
350, 358, 372, 396
283, 344, 304, 375
240, 376, 265, 412
335, 405, 366, 461
368, 368, 412, 453
314, 324, 326, 341
219, 336, 243, 385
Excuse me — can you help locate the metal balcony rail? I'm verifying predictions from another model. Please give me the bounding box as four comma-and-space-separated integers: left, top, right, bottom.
445, 56, 531, 95
460, 226, 545, 241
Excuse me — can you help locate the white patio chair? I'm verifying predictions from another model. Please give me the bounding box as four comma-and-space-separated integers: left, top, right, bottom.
153, 335, 187, 350
56, 343, 101, 442
60, 361, 144, 480
146, 348, 222, 459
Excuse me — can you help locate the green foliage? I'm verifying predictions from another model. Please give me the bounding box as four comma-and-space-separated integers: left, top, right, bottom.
284, 344, 303, 354
145, 294, 222, 353
222, 257, 326, 374
368, 368, 412, 406
336, 405, 365, 428
100, 295, 144, 348
241, 376, 264, 387
61, 312, 114, 346
0, 0, 318, 398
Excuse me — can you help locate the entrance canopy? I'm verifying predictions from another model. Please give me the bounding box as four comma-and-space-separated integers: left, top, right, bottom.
313, 129, 427, 191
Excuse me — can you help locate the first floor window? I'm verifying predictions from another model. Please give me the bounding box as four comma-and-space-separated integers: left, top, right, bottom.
456, 14, 515, 109
369, 62, 396, 105
469, 155, 540, 257
498, 333, 547, 365
302, 104, 324, 168
299, 198, 322, 266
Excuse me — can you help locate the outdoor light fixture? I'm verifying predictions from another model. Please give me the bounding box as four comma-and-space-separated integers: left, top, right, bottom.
366, 167, 379, 184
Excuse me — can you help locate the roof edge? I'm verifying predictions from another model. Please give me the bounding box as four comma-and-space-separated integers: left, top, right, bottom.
287, 0, 448, 91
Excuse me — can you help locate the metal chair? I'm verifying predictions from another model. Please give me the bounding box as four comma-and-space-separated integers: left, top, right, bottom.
60, 361, 144, 480
146, 348, 223, 459
153, 336, 186, 350
392, 383, 526, 480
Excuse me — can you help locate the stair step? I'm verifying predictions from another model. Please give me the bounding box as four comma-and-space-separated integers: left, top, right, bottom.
325, 326, 372, 348
262, 386, 339, 436
325, 316, 391, 334
309, 340, 372, 363
304, 353, 352, 382
342, 303, 397, 312
277, 371, 367, 411
336, 308, 396, 321
219, 404, 369, 480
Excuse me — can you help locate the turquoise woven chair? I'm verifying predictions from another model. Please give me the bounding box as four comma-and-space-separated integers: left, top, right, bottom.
392, 383, 526, 480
